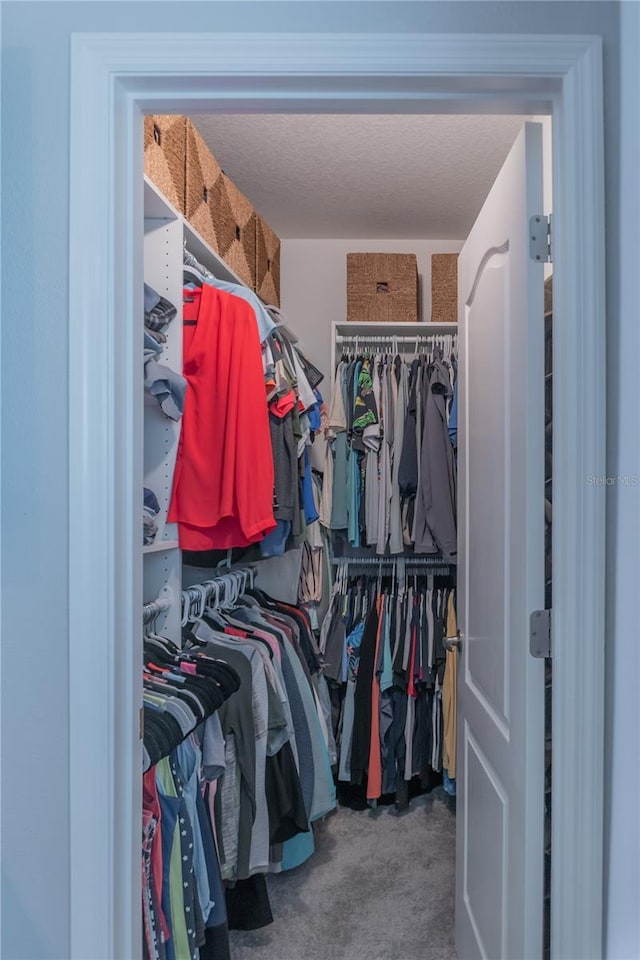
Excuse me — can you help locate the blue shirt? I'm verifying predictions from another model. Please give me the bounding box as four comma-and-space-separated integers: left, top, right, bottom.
203, 277, 275, 343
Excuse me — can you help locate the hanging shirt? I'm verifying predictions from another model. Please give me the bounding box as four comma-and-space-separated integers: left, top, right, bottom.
448, 377, 458, 448
351, 358, 379, 449
328, 361, 349, 531
201, 276, 275, 343
168, 284, 276, 550
414, 357, 457, 558
347, 360, 363, 547
268, 407, 299, 528
389, 359, 408, 554
398, 357, 421, 499
376, 360, 393, 554
290, 347, 318, 412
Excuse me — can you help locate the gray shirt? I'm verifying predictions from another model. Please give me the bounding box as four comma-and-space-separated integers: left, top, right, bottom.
389, 360, 409, 554
414, 358, 457, 558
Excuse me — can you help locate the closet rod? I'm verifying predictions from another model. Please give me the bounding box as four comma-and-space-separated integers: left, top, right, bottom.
331, 557, 455, 568
143, 595, 171, 623
335, 335, 458, 344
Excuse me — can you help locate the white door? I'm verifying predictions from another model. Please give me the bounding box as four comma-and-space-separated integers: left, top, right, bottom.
455, 122, 546, 960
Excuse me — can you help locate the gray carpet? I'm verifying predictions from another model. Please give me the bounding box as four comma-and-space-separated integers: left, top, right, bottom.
229, 789, 457, 960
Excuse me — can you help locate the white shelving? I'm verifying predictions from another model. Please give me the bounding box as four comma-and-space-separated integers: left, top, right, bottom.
144, 177, 180, 221
144, 540, 180, 555
145, 175, 246, 286
143, 185, 184, 644
334, 321, 458, 338
142, 175, 301, 643
142, 176, 263, 645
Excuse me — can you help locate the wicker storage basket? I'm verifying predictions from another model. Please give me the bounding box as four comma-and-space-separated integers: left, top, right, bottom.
185, 121, 256, 288
209, 174, 257, 289
144, 115, 187, 213
184, 119, 223, 242
346, 253, 419, 322
255, 215, 281, 307
431, 253, 459, 324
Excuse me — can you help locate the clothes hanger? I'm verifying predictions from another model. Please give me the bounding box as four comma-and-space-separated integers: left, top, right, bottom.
189, 582, 209, 621
183, 244, 214, 281
180, 591, 191, 628
219, 573, 234, 610
199, 579, 228, 630
183, 264, 203, 287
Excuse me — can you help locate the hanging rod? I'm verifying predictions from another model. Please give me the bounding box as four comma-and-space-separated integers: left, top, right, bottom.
336, 334, 458, 343
335, 565, 454, 578
331, 556, 455, 568
143, 594, 171, 624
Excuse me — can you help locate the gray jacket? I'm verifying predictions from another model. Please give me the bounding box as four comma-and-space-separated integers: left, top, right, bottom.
413, 358, 457, 558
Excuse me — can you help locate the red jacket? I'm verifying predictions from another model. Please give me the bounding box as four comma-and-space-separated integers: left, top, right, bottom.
168, 284, 276, 549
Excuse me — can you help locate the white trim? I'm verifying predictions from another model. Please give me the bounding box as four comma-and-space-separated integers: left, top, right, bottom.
550, 38, 606, 960
69, 41, 115, 957
68, 32, 605, 960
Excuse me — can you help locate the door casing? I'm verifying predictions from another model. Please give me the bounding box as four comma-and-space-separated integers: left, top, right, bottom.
68, 32, 606, 960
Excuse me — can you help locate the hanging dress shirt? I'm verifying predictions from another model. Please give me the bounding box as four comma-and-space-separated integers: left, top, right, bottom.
168, 284, 276, 550
414, 357, 457, 558
389, 359, 408, 554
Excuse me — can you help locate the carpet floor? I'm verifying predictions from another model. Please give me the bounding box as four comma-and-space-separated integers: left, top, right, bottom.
229, 789, 457, 960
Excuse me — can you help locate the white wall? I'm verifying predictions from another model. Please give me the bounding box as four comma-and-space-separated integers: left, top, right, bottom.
0, 3, 631, 959
281, 238, 463, 388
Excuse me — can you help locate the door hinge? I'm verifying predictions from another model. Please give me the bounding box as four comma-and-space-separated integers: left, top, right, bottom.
530, 609, 552, 658
529, 214, 552, 263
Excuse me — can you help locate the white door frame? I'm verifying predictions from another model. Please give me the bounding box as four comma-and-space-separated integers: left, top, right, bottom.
69, 32, 605, 960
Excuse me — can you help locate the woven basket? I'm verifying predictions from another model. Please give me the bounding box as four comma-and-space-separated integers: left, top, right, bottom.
431, 253, 459, 324
185, 121, 256, 288
184, 119, 222, 240
144, 115, 187, 213
255, 215, 281, 307
209, 174, 257, 289
347, 253, 418, 322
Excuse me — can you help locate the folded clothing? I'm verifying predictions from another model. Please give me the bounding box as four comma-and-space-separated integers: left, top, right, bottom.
143, 322, 187, 421
145, 326, 167, 346
144, 358, 187, 421
144, 487, 160, 545
144, 282, 177, 332
144, 329, 163, 362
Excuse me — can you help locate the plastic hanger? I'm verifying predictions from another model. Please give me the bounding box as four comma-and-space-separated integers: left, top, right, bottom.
183, 264, 203, 287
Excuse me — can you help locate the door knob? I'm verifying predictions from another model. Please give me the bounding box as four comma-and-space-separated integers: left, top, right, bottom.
444, 629, 463, 652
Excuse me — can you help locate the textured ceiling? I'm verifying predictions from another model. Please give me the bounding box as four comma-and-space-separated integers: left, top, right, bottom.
190, 114, 529, 240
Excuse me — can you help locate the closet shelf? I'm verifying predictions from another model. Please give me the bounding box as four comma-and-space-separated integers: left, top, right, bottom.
144, 175, 244, 286
144, 539, 180, 555
334, 321, 458, 338
144, 177, 181, 221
